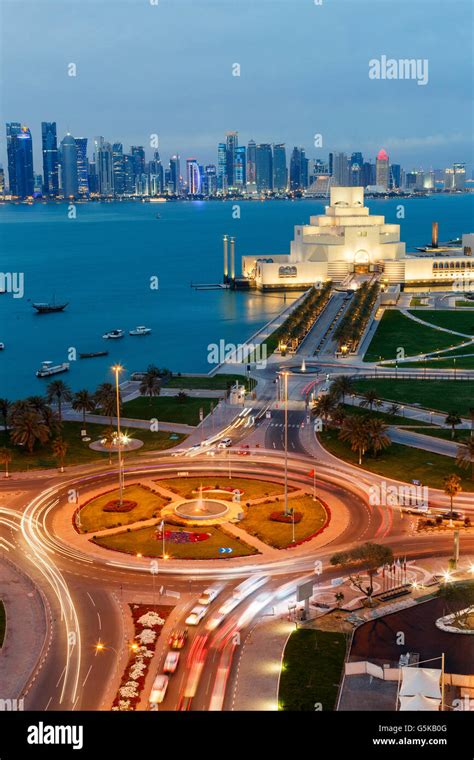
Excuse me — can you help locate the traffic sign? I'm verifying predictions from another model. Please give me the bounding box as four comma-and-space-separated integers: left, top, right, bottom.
218, 547, 233, 554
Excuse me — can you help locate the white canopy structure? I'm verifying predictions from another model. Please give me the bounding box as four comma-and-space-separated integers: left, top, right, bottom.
399, 694, 441, 711
399, 667, 442, 699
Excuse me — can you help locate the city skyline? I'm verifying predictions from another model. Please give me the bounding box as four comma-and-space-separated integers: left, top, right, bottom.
1, 0, 472, 175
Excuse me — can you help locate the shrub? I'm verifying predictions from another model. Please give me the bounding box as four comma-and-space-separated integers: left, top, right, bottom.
270, 511, 303, 524
103, 499, 138, 513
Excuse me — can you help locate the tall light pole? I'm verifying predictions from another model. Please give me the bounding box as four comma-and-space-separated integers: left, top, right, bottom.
112, 364, 124, 505
283, 371, 289, 517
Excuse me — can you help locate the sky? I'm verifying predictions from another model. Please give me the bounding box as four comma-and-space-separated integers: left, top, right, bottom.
0, 0, 472, 174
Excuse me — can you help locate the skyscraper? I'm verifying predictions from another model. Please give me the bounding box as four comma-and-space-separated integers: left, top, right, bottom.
246, 140, 257, 192
217, 143, 227, 192
204, 165, 217, 196
234, 145, 246, 189
123, 154, 136, 194
375, 149, 390, 189
75, 138, 89, 196
289, 147, 307, 190
148, 151, 164, 195
94, 137, 114, 195
273, 144, 287, 191
112, 143, 125, 195
6, 123, 34, 197
256, 144, 273, 192
41, 122, 59, 196
60, 133, 79, 197
131, 146, 146, 184
332, 152, 350, 186
390, 163, 401, 189
225, 131, 238, 188
169, 155, 181, 194
350, 152, 363, 186
186, 158, 201, 194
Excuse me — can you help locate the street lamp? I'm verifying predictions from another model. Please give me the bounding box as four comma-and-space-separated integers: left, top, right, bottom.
112, 364, 124, 505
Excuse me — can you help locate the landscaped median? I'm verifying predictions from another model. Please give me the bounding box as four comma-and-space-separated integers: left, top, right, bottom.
279, 628, 347, 711
76, 484, 169, 533
122, 396, 216, 426
239, 495, 329, 549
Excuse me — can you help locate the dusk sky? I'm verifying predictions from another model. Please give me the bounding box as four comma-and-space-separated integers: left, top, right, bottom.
1, 0, 472, 173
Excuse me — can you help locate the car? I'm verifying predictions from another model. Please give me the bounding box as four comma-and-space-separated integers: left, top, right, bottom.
168, 629, 188, 650
198, 587, 222, 606
163, 651, 180, 674
149, 674, 169, 705
439, 511, 464, 521
185, 605, 207, 626
217, 438, 232, 448
206, 449, 216, 457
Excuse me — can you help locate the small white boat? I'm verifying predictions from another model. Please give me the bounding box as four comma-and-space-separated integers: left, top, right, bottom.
102, 329, 124, 339
129, 325, 152, 336
0, 343, 4, 350
36, 360, 70, 377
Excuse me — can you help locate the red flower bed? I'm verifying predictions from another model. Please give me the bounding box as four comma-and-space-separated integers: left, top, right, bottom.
103, 499, 137, 513
286, 500, 332, 549
111, 604, 172, 711
270, 511, 303, 524
155, 529, 210, 543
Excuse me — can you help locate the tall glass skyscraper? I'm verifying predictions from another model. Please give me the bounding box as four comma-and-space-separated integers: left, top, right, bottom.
289, 147, 307, 191
6, 123, 34, 197
94, 137, 114, 195
60, 133, 79, 197
234, 145, 246, 188
375, 149, 389, 189
246, 140, 257, 189
225, 131, 238, 188
186, 158, 201, 194
148, 151, 164, 195
41, 122, 59, 196
169, 155, 181, 194
256, 144, 273, 192
75, 137, 89, 196
217, 143, 227, 191
273, 144, 287, 191
112, 143, 125, 195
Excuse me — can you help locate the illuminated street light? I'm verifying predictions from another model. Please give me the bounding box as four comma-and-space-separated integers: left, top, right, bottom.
112, 364, 124, 505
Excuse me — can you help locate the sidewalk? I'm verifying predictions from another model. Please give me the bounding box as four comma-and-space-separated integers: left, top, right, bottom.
0, 558, 48, 700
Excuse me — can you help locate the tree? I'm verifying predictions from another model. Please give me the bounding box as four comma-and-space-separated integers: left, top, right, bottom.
360, 389, 381, 412
101, 427, 116, 465
335, 591, 345, 608
456, 438, 474, 481
330, 542, 394, 602
176, 391, 188, 404
95, 383, 119, 425
52, 438, 68, 472
387, 402, 401, 418
139, 371, 161, 405
46, 380, 72, 424
0, 398, 11, 431
311, 395, 336, 427
443, 474, 462, 522
0, 447, 12, 478
10, 410, 50, 453
330, 375, 354, 405
72, 389, 96, 426
366, 417, 391, 457
439, 581, 474, 630
339, 414, 370, 465
445, 411, 462, 440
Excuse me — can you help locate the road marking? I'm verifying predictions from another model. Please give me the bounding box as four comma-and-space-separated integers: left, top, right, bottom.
86, 591, 96, 607
45, 696, 53, 711
97, 611, 102, 630
82, 664, 93, 687
55, 665, 66, 688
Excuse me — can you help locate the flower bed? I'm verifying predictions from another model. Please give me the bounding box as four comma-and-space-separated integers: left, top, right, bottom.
155, 529, 210, 544
103, 499, 138, 513
111, 604, 171, 711
270, 511, 303, 524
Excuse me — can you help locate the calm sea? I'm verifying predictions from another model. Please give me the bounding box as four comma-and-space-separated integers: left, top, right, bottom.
0, 194, 472, 399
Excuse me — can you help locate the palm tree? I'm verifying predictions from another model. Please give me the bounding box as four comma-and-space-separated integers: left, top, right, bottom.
443, 474, 462, 522
387, 402, 401, 418
139, 371, 161, 405
176, 391, 188, 404
0, 447, 12, 478
311, 395, 336, 427
360, 389, 382, 412
72, 389, 96, 426
456, 439, 474, 481
46, 380, 72, 423
366, 417, 391, 457
330, 375, 354, 405
0, 398, 11, 432
339, 415, 370, 465
95, 383, 119, 425
445, 411, 462, 440
41, 405, 61, 438
52, 438, 68, 473
10, 410, 50, 453
331, 404, 347, 429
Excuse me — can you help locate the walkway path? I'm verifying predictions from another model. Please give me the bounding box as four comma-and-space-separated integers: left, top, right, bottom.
400, 308, 473, 339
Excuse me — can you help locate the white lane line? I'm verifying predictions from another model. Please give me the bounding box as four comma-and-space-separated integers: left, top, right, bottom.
82, 664, 93, 687
45, 696, 53, 711
97, 611, 102, 630
55, 665, 66, 688
72, 696, 80, 711
86, 592, 96, 607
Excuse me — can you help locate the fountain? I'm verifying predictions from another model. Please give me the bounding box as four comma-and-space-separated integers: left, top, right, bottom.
301, 358, 306, 372
174, 483, 229, 521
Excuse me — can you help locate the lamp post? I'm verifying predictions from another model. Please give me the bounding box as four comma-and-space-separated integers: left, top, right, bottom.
112, 364, 124, 505
283, 371, 289, 518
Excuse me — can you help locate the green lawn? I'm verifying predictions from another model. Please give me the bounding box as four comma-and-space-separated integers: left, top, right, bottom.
352, 379, 474, 417
239, 496, 328, 549
387, 356, 474, 369
0, 601, 5, 647
408, 309, 474, 334
122, 396, 217, 426
364, 310, 465, 362
0, 422, 186, 473
456, 301, 474, 308
400, 427, 472, 443
165, 374, 250, 390
92, 523, 258, 559
157, 476, 287, 500
319, 430, 474, 491
279, 629, 347, 711
342, 403, 428, 428
78, 484, 168, 533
